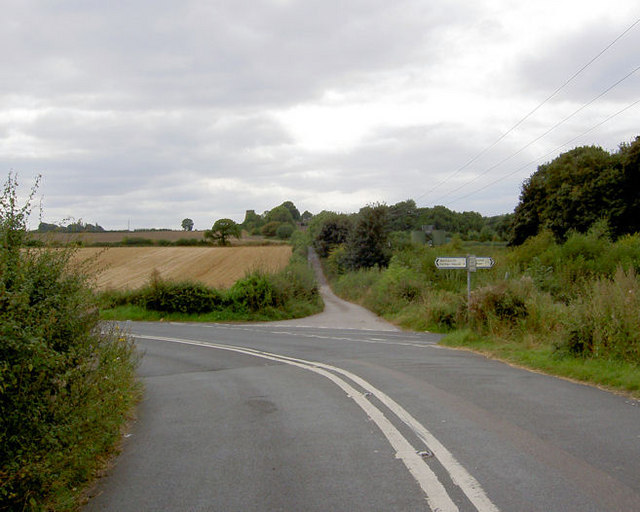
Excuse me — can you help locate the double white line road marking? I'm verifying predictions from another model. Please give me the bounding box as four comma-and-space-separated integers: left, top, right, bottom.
137, 334, 499, 512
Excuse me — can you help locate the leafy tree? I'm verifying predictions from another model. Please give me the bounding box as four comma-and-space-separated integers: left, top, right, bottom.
205, 218, 241, 246
510, 138, 640, 245
181, 218, 194, 231
301, 210, 313, 224
388, 199, 418, 231
276, 223, 294, 239
311, 212, 352, 257
280, 201, 301, 222
343, 203, 391, 269
241, 209, 264, 233
261, 221, 282, 237
266, 205, 294, 224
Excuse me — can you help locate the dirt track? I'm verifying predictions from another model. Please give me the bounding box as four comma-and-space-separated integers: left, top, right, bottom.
258, 249, 401, 331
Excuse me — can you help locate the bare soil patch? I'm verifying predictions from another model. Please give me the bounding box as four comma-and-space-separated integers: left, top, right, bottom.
75, 246, 292, 291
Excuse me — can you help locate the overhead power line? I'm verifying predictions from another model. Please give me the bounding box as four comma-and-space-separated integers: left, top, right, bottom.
415, 15, 640, 203
428, 62, 640, 204
445, 97, 640, 206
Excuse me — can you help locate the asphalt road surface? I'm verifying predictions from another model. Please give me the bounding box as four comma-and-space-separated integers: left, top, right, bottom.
84, 256, 640, 511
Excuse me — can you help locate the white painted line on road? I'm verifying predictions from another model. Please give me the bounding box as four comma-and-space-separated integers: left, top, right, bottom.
136, 334, 500, 512
212, 325, 438, 349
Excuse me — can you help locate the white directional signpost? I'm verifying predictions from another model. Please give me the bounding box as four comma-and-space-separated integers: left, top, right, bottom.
435, 255, 495, 307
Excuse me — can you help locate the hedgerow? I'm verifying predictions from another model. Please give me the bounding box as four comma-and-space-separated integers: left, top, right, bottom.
0, 174, 140, 511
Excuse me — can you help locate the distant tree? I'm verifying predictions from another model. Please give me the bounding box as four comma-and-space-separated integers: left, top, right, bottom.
265, 205, 294, 225
311, 212, 352, 257
181, 218, 194, 231
301, 210, 313, 224
280, 201, 301, 222
388, 199, 418, 231
37, 222, 59, 232
261, 221, 282, 237
205, 218, 241, 246
343, 203, 391, 270
276, 223, 294, 239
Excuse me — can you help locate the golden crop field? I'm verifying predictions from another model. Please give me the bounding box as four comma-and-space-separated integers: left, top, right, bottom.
30, 230, 207, 244
75, 246, 293, 291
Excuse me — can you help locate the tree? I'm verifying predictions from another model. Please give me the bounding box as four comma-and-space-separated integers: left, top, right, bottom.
181, 218, 194, 231
301, 210, 313, 224
388, 199, 418, 231
509, 140, 640, 245
265, 205, 294, 224
205, 218, 241, 246
343, 203, 391, 270
311, 212, 352, 257
280, 201, 301, 222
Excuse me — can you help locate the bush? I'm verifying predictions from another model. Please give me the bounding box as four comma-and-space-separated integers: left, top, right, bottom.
260, 221, 282, 238
562, 268, 640, 362
228, 272, 283, 311
422, 290, 465, 331
0, 174, 139, 511
275, 223, 294, 240
139, 272, 225, 314
467, 281, 528, 333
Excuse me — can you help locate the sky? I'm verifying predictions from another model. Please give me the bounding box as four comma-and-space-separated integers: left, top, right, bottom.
2, 0, 639, 231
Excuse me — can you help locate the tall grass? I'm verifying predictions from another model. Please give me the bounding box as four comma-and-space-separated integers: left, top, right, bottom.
325, 225, 640, 395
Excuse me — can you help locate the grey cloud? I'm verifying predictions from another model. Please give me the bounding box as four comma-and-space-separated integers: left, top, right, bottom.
514, 20, 640, 102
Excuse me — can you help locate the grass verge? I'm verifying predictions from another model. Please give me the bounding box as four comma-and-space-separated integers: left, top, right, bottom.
441, 329, 640, 398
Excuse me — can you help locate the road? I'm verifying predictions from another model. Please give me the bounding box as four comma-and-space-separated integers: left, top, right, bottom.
84, 253, 640, 511
84, 320, 640, 512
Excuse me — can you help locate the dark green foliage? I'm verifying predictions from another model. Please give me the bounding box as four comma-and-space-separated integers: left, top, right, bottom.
311, 212, 352, 258
511, 137, 640, 245
275, 223, 294, 239
139, 273, 225, 314
241, 209, 264, 233
469, 283, 528, 330
99, 253, 321, 320
228, 273, 283, 312
0, 174, 139, 511
121, 236, 155, 246
343, 204, 391, 270
415, 205, 484, 239
265, 205, 294, 224
205, 218, 241, 246
388, 199, 418, 231
181, 218, 194, 231
261, 221, 282, 237
279, 201, 301, 222
37, 221, 105, 233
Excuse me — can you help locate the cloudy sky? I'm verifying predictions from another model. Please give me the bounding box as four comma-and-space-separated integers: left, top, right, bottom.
2, 0, 639, 230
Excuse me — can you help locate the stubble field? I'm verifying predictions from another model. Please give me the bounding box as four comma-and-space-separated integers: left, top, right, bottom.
75, 246, 293, 291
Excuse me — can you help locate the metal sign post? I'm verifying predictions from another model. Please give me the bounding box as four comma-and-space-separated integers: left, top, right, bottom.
435, 255, 495, 308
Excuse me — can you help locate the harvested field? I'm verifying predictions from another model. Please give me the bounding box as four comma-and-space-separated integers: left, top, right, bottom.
28, 230, 285, 246
75, 246, 293, 291
30, 230, 206, 244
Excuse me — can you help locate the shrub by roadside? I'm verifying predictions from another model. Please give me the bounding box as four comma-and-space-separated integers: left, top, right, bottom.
98, 246, 323, 322
0, 175, 140, 511
324, 227, 640, 396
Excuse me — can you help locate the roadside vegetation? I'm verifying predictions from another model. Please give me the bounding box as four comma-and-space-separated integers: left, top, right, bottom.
307, 137, 640, 397
98, 232, 322, 322
0, 175, 140, 511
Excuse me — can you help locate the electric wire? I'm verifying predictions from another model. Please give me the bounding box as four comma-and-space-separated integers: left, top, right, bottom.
427, 62, 640, 205
415, 15, 640, 203
445, 97, 640, 205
